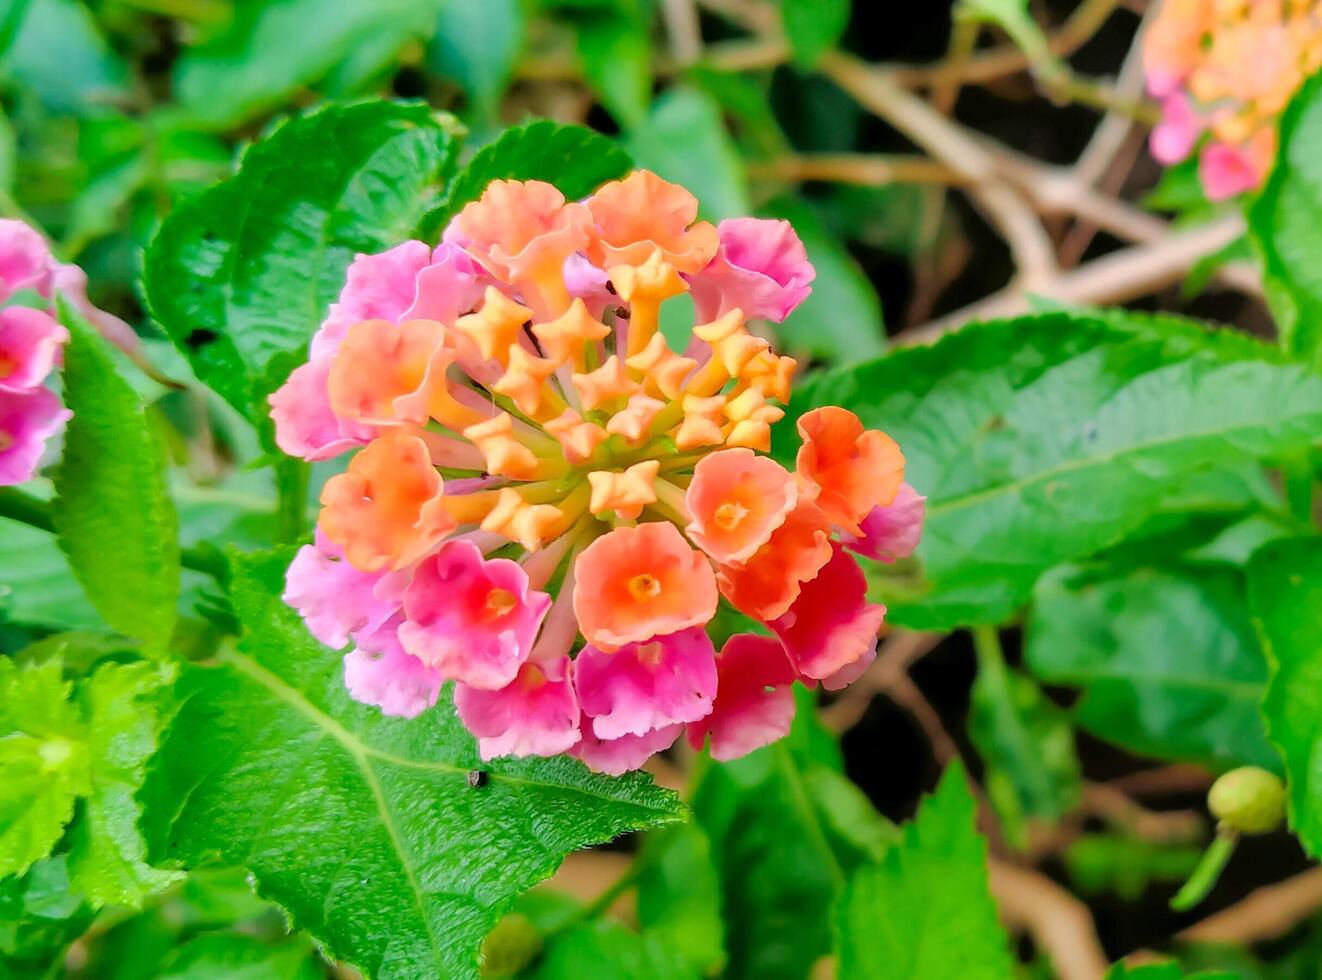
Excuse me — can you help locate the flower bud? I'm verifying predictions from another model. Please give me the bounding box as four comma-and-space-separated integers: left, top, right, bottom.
1208, 766, 1286, 835
480, 912, 543, 978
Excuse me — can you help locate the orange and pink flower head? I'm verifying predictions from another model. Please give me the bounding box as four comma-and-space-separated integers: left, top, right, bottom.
274, 171, 925, 774
1144, 0, 1322, 199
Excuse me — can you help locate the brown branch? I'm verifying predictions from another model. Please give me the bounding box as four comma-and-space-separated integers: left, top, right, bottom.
990, 858, 1110, 980
819, 52, 1058, 289
746, 154, 965, 187
819, 631, 944, 732
515, 36, 786, 81
1178, 867, 1322, 945
902, 214, 1256, 344
890, 0, 1127, 89
1081, 783, 1204, 843
1107, 764, 1215, 798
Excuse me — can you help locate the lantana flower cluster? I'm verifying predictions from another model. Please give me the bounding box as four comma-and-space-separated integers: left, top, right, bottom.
276, 170, 924, 775
1145, 0, 1322, 199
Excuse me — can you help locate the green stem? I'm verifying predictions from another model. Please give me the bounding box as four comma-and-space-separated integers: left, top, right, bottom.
1170, 827, 1238, 911
774, 740, 845, 888
0, 487, 225, 581
971, 625, 1008, 682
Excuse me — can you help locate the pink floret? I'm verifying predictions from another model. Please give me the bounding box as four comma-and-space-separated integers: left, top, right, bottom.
770, 544, 886, 682
573, 627, 717, 741
688, 217, 815, 323
686, 634, 797, 761
454, 656, 582, 760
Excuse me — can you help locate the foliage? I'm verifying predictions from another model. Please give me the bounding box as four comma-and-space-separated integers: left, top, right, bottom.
1, 1, 1320, 978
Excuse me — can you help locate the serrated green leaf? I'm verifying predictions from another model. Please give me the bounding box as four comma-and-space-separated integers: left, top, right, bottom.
1027, 564, 1276, 770
52, 297, 179, 656
66, 660, 182, 909
421, 120, 632, 237
143, 100, 462, 426
1249, 535, 1322, 857
781, 0, 849, 68
780, 312, 1322, 628
0, 855, 94, 980
140, 549, 683, 979
173, 0, 443, 129
833, 762, 1014, 980
759, 196, 885, 365
0, 659, 88, 879
1248, 73, 1322, 370
636, 823, 726, 975
625, 87, 748, 221
969, 634, 1080, 848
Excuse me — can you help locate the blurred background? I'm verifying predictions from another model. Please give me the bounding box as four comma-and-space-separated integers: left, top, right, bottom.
2, 0, 1310, 977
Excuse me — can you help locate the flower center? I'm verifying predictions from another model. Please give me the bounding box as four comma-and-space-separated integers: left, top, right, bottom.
0, 429, 12, 452
485, 587, 517, 619
714, 500, 748, 531
0, 351, 14, 379
628, 572, 662, 601
636, 641, 665, 666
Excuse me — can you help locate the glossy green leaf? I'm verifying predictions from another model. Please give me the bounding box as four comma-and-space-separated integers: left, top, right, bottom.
626, 87, 749, 220
173, 0, 443, 129
52, 297, 179, 656
1027, 564, 1276, 770
140, 549, 683, 979
833, 762, 1014, 980
969, 632, 1081, 848
759, 196, 885, 364
1248, 72, 1322, 370
636, 823, 725, 975
0, 659, 88, 879
66, 660, 183, 909
1250, 535, 1322, 857
781, 312, 1322, 628
143, 100, 461, 426
427, 0, 524, 122
421, 119, 631, 237
781, 0, 850, 68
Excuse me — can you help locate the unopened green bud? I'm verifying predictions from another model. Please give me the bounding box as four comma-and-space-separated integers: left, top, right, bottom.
480, 913, 543, 978
1208, 766, 1286, 835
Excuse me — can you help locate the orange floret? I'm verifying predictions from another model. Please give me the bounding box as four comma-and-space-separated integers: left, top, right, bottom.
795, 406, 905, 534
318, 432, 455, 572
457, 179, 591, 283
716, 499, 833, 621
327, 318, 449, 426
573, 521, 718, 650
585, 171, 719, 274
685, 448, 797, 565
